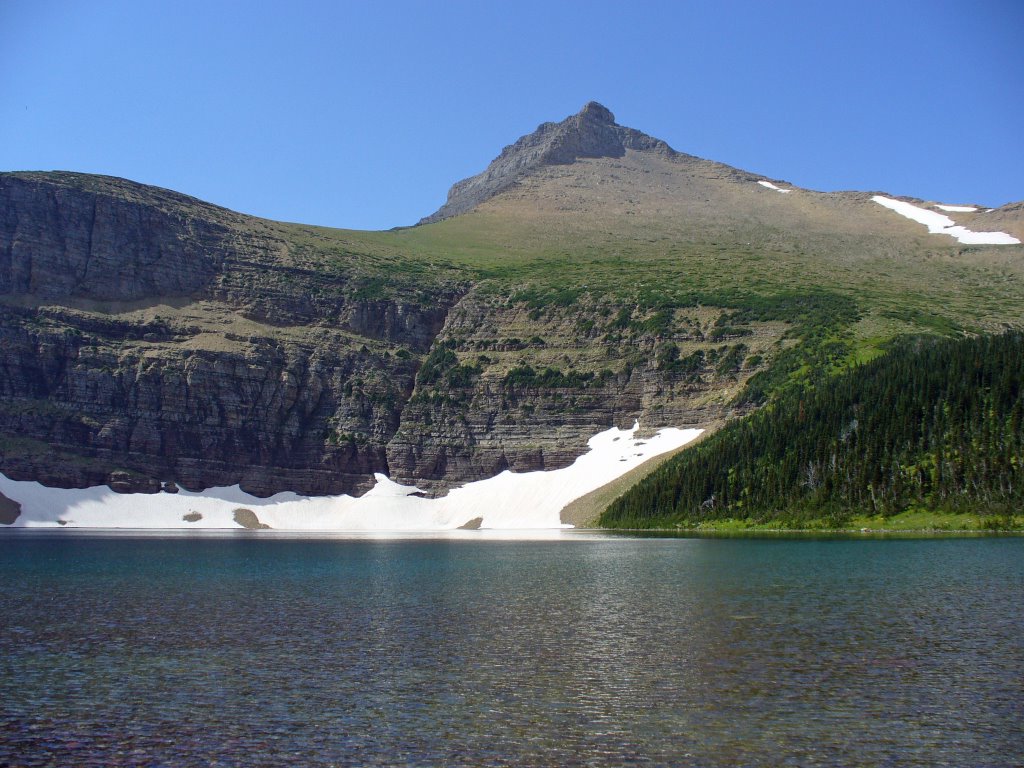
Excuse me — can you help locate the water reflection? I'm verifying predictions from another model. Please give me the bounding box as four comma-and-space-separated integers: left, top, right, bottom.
1, 535, 1021, 766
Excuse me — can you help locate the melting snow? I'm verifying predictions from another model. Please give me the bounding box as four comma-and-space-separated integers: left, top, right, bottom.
872, 195, 1019, 245
0, 423, 703, 531
757, 180, 792, 194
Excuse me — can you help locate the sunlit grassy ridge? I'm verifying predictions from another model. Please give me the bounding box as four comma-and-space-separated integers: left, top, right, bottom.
29, 168, 1022, 427
273, 188, 1024, 390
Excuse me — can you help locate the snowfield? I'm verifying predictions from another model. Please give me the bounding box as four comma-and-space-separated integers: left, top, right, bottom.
757, 180, 792, 194
0, 423, 703, 531
872, 195, 1019, 245
935, 204, 978, 213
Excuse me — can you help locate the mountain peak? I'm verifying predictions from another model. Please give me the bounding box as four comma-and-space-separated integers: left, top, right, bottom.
420, 102, 675, 224
577, 101, 615, 123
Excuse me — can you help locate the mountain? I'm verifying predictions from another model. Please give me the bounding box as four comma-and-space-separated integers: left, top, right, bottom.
421, 101, 676, 223
425, 103, 1023, 243
1, 104, 1022, 509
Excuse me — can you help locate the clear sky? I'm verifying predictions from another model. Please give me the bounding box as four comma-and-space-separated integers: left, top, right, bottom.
2, 0, 1021, 230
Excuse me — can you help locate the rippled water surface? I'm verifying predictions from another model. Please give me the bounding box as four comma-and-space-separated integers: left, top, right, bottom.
1, 531, 1022, 766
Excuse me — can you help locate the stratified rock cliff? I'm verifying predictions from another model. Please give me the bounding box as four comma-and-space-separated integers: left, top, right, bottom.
0, 172, 465, 495
384, 292, 767, 494
0, 306, 417, 495
0, 173, 232, 300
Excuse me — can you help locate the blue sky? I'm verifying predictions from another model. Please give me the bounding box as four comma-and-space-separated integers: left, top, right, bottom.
2, 0, 1021, 230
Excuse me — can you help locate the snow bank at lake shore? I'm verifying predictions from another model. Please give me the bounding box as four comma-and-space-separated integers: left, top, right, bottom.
0, 423, 703, 531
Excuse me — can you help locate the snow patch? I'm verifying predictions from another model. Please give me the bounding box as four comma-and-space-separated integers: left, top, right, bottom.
0, 423, 703, 531
935, 204, 978, 213
872, 196, 1019, 245
757, 180, 792, 194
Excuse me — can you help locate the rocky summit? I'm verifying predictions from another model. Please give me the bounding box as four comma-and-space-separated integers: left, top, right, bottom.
420, 101, 675, 223
1, 104, 1022, 503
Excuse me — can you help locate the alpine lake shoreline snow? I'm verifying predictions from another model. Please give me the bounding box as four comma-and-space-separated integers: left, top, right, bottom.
0, 423, 703, 532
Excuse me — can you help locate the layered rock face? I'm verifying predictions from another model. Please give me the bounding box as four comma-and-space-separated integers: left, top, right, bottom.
384, 293, 776, 494
0, 173, 232, 301
0, 172, 464, 495
0, 310, 415, 495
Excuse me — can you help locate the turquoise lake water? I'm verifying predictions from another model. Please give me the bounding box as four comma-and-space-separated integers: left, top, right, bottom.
1, 531, 1022, 766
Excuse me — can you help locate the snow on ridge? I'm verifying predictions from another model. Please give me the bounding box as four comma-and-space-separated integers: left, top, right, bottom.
872, 195, 1019, 245
0, 423, 704, 531
935, 204, 978, 213
757, 180, 792, 194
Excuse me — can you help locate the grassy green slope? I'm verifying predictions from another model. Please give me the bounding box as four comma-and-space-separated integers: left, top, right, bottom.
279, 157, 1024, 386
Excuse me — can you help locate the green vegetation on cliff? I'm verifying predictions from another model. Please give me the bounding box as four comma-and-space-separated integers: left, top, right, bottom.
601, 332, 1024, 529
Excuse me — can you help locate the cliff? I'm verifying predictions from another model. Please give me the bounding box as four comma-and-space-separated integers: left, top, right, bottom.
0, 172, 464, 495
0, 170, 769, 497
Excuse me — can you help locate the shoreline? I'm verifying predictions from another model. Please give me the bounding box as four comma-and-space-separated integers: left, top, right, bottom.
560, 421, 723, 527
592, 524, 1024, 537
0, 423, 704, 531
2, 525, 1019, 541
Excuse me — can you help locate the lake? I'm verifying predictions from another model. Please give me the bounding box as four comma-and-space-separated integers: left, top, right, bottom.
1, 530, 1021, 766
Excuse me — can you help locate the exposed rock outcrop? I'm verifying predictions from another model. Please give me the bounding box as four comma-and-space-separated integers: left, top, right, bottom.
420, 102, 678, 223
385, 293, 771, 495
0, 173, 234, 301
0, 172, 466, 497
0, 305, 419, 495
0, 490, 21, 524
233, 508, 271, 529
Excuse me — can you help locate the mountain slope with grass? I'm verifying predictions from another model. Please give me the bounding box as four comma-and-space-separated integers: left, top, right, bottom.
1, 103, 1022, 504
